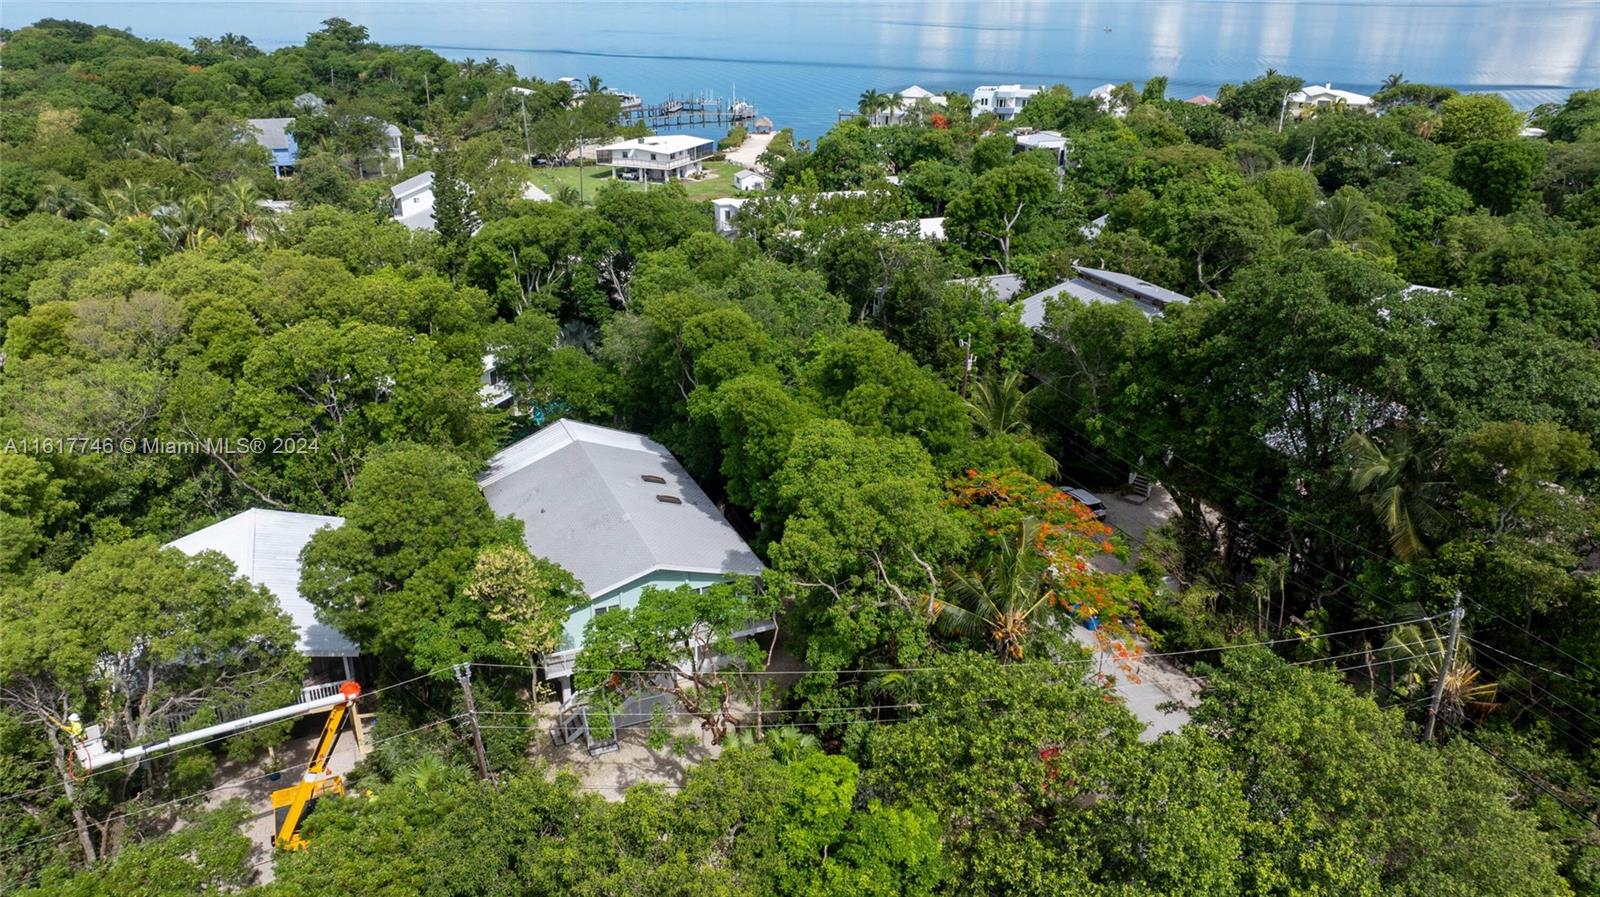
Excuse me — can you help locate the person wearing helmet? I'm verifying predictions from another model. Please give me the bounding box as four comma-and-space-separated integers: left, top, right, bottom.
63, 713, 84, 741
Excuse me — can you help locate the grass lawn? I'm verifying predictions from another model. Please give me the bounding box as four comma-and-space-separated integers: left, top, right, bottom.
525, 159, 747, 203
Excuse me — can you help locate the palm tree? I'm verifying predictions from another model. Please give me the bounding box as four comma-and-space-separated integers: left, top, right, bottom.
218, 178, 260, 235
37, 182, 88, 218
857, 88, 885, 117
1344, 428, 1448, 561
965, 370, 1032, 436
1301, 191, 1378, 253
1382, 621, 1497, 725
1382, 72, 1406, 91
929, 518, 1055, 661
585, 74, 604, 96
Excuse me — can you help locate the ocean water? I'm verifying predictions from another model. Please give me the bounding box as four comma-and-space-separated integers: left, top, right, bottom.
5, 1, 1597, 140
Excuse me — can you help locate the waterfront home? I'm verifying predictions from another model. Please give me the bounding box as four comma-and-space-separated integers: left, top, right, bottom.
478, 419, 768, 699
1020, 264, 1191, 328
1088, 84, 1130, 118
972, 84, 1043, 120
1013, 129, 1069, 165
246, 118, 299, 177
868, 85, 948, 126
390, 171, 436, 230
167, 509, 358, 686
734, 169, 768, 191
596, 135, 715, 183
1286, 83, 1375, 117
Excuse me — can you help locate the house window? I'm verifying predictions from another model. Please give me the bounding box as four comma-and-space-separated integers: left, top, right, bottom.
593, 604, 618, 617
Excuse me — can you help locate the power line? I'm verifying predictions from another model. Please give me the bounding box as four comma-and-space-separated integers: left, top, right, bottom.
472, 614, 1439, 680
1027, 371, 1600, 681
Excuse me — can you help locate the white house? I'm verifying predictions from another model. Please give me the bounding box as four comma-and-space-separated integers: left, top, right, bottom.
167, 509, 357, 684
733, 169, 768, 192
868, 85, 948, 126
1020, 264, 1191, 328
972, 84, 1043, 121
711, 196, 747, 236
477, 420, 768, 698
389, 171, 436, 231
1286, 83, 1375, 117
1088, 84, 1130, 118
1013, 129, 1069, 165
595, 135, 714, 183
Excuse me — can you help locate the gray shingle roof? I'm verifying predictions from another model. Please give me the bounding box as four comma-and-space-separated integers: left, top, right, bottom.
480, 420, 765, 597
166, 509, 355, 657
1021, 265, 1191, 327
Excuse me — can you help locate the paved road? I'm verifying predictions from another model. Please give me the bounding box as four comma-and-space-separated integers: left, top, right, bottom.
725, 132, 774, 170
1080, 485, 1200, 740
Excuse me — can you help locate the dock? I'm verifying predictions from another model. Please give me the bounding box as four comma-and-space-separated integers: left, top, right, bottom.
619, 92, 758, 130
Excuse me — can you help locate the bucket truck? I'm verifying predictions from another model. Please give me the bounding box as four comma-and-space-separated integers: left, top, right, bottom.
72, 680, 363, 850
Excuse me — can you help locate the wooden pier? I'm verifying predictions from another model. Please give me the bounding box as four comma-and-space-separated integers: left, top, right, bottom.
619, 93, 758, 130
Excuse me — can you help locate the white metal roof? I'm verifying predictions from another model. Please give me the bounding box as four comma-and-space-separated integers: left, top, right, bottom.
390, 171, 434, 199
166, 509, 356, 657
598, 134, 713, 154
1014, 130, 1067, 149
479, 420, 765, 598
1289, 83, 1374, 106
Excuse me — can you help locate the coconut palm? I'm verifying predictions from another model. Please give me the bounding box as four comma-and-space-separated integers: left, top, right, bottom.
37, 182, 88, 218
585, 74, 604, 95
1382, 72, 1406, 91
857, 88, 885, 117
929, 518, 1055, 662
1382, 621, 1497, 726
1344, 427, 1448, 561
1301, 191, 1379, 253
219, 178, 260, 235
156, 193, 221, 250
965, 370, 1032, 436
96, 179, 159, 220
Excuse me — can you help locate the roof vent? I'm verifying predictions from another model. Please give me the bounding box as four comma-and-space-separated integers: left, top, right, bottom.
655, 494, 682, 505
641, 474, 666, 484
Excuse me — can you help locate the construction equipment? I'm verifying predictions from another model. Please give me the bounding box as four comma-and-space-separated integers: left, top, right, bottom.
270, 680, 361, 850
72, 679, 364, 851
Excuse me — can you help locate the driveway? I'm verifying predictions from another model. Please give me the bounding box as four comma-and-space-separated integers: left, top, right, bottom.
1078, 484, 1200, 740
725, 132, 774, 170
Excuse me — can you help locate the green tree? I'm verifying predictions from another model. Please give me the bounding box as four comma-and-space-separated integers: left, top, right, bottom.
931, 518, 1058, 660
0, 539, 302, 865
300, 444, 521, 670
575, 580, 774, 743
463, 544, 584, 695
944, 163, 1058, 273
1451, 139, 1545, 214
1437, 93, 1523, 145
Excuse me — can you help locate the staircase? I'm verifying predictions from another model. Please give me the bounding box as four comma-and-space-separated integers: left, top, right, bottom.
1126, 470, 1153, 504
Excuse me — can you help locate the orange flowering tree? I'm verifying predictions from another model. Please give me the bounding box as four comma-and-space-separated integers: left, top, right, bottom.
943, 468, 1150, 669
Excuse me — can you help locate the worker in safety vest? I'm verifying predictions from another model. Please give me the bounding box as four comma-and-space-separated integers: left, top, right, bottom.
63, 713, 84, 742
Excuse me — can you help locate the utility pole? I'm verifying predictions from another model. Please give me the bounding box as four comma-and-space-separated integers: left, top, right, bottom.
454, 663, 491, 780
1424, 592, 1465, 742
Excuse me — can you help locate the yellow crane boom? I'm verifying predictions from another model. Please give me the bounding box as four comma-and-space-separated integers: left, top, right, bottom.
271, 680, 362, 850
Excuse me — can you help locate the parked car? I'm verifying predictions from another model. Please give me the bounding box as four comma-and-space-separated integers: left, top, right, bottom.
1062, 487, 1108, 521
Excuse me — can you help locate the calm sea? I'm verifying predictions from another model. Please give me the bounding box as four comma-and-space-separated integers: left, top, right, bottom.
5, 1, 1598, 140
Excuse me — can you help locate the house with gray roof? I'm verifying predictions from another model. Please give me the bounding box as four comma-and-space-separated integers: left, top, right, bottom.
479, 419, 767, 691
1020, 265, 1191, 328
166, 509, 356, 681
246, 117, 299, 177
949, 273, 1028, 303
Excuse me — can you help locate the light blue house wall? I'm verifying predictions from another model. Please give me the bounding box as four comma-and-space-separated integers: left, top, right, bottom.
557, 569, 730, 653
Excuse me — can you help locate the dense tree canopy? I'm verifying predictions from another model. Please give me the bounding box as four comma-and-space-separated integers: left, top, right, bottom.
3, 18, 1597, 895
